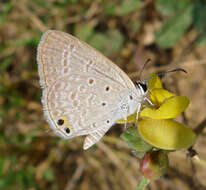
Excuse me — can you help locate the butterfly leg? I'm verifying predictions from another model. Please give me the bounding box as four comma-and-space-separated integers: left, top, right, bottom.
135, 103, 141, 124
119, 103, 129, 131
123, 117, 128, 131
145, 97, 154, 106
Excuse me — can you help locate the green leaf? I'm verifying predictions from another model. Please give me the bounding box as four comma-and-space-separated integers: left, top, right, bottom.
0, 157, 6, 176
135, 176, 150, 190
52, 0, 79, 7
106, 30, 124, 54
0, 2, 12, 24
74, 23, 94, 42
193, 1, 206, 44
128, 21, 140, 33
156, 0, 176, 16
89, 30, 124, 56
89, 33, 108, 54
103, 0, 142, 16
43, 168, 55, 182
32, 0, 48, 7
0, 55, 12, 72
103, 2, 116, 15
155, 2, 193, 48
155, 0, 190, 16
120, 126, 152, 153
118, 0, 142, 15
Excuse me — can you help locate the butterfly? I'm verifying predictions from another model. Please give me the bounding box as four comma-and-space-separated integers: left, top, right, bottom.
37, 30, 148, 150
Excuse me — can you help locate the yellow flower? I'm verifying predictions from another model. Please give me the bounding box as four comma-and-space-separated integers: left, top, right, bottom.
138, 118, 196, 150
139, 73, 196, 150
118, 73, 196, 150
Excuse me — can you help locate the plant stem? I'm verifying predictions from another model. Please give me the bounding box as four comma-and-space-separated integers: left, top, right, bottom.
135, 176, 150, 190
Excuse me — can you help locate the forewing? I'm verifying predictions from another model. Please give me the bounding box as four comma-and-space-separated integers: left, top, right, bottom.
37, 30, 135, 89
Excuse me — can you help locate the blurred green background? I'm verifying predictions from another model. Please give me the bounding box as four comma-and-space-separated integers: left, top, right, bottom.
1, 0, 206, 189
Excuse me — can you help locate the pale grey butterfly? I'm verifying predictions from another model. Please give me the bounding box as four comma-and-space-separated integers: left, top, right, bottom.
37, 30, 148, 150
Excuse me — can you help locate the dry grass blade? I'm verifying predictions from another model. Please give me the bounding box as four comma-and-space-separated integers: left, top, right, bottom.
64, 162, 84, 190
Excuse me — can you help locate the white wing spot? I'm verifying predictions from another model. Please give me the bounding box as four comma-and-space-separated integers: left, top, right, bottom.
85, 60, 93, 72
61, 49, 66, 66
78, 84, 87, 93
52, 109, 62, 117
65, 84, 71, 91
87, 94, 96, 105
55, 82, 65, 91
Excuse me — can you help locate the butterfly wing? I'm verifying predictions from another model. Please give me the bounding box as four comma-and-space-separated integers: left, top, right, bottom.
37, 30, 135, 89
37, 30, 137, 146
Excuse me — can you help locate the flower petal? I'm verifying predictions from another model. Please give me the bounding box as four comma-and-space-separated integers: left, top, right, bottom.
150, 88, 175, 105
138, 118, 197, 150
148, 73, 163, 90
140, 96, 189, 119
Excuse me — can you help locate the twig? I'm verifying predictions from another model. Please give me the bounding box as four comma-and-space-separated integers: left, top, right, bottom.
172, 25, 206, 65
194, 118, 206, 136
16, 0, 47, 32
64, 162, 84, 190
98, 141, 137, 188
67, 0, 101, 24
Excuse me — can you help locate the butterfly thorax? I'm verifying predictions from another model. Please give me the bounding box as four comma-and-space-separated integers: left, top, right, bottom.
114, 81, 148, 121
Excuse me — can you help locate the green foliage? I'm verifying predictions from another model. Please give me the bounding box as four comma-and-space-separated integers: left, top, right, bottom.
118, 0, 142, 15
74, 22, 124, 55
155, 0, 206, 48
103, 0, 142, 16
89, 29, 124, 56
193, 1, 206, 44
156, 0, 190, 16
0, 1, 12, 24
120, 126, 152, 155
74, 23, 94, 42
0, 156, 38, 189
103, 2, 116, 15
135, 176, 150, 190
0, 56, 12, 71
43, 168, 55, 182
52, 0, 79, 7
155, 0, 193, 48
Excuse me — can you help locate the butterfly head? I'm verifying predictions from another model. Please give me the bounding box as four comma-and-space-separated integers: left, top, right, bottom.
135, 81, 148, 96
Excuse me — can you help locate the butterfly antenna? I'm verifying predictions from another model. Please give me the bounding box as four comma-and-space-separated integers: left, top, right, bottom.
138, 58, 152, 81
157, 68, 187, 77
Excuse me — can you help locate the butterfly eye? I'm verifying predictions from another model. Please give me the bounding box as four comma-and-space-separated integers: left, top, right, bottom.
57, 119, 64, 126
135, 81, 148, 93
65, 127, 70, 134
